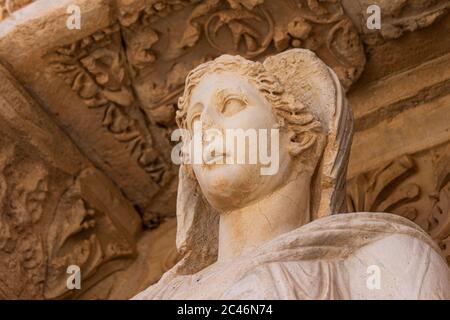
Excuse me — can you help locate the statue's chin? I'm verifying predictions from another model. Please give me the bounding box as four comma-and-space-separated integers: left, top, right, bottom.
195, 164, 269, 212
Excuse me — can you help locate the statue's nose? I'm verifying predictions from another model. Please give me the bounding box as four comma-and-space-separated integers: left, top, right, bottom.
200, 106, 219, 131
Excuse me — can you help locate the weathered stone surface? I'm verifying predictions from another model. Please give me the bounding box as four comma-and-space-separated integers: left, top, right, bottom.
0, 61, 146, 299
0, 0, 177, 226
0, 0, 449, 299
0, 0, 34, 21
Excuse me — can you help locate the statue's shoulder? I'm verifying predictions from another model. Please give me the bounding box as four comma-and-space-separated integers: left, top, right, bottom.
314, 212, 440, 251
338, 213, 450, 299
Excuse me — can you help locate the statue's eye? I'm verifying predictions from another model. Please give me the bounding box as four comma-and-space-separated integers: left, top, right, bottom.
221, 98, 247, 116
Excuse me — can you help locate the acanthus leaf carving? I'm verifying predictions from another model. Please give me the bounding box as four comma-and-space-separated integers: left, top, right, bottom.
357, 0, 450, 43
204, 6, 274, 58
347, 155, 420, 221
0, 60, 153, 300
44, 25, 171, 186
44, 167, 142, 299
347, 147, 450, 267
428, 148, 450, 264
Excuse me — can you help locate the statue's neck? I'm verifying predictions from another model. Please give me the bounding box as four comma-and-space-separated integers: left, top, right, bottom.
217, 175, 311, 263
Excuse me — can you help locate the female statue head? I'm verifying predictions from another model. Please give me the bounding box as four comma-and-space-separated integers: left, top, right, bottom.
174, 49, 353, 273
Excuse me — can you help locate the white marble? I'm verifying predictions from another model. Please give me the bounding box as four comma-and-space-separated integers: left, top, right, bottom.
134, 49, 450, 300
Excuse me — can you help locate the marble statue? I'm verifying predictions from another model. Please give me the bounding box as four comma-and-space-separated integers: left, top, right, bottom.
133, 49, 450, 300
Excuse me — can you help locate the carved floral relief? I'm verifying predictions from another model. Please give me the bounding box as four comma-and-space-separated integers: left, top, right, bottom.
44, 25, 171, 186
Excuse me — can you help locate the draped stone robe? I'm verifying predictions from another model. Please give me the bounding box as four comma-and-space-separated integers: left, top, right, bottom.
133, 212, 450, 300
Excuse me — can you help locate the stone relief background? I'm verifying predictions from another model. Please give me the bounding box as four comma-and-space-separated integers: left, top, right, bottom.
0, 0, 449, 299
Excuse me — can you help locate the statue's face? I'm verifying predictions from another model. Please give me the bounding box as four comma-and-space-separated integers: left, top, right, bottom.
185, 71, 295, 212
